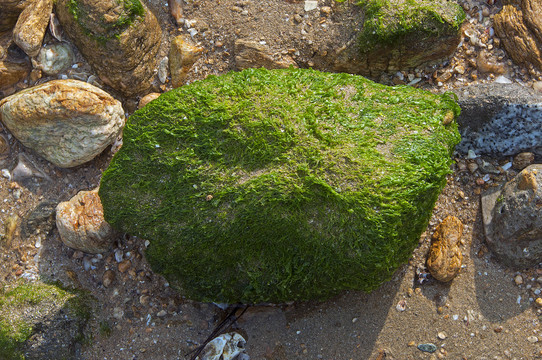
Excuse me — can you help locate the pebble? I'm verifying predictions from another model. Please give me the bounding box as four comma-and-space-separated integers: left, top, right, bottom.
515, 274, 524, 285
535, 298, 542, 307
115, 249, 123, 263
437, 332, 447, 340
118, 259, 131, 273
528, 336, 538, 343
102, 270, 115, 287
467, 162, 478, 173
494, 325, 503, 333
417, 343, 437, 353
157, 310, 167, 317
396, 299, 407, 312
113, 307, 124, 320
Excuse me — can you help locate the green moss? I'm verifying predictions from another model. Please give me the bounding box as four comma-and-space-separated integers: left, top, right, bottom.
0, 280, 93, 360
339, 0, 465, 52
67, 0, 145, 45
99, 68, 460, 303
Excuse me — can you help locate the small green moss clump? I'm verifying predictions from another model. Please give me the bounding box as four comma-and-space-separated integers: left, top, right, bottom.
100, 68, 460, 304
342, 0, 465, 52
67, 0, 145, 44
0, 280, 93, 360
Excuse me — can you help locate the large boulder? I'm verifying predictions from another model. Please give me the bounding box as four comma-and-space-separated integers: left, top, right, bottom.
99, 68, 461, 303
482, 165, 542, 268
494, 0, 542, 72
0, 79, 125, 167
55, 0, 162, 96
335, 0, 465, 76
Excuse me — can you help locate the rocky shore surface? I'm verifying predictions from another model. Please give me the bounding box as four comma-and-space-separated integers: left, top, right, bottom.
2, 0, 542, 359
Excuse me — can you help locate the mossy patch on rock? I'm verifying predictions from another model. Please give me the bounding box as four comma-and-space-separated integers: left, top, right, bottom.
0, 280, 93, 360
99, 68, 460, 304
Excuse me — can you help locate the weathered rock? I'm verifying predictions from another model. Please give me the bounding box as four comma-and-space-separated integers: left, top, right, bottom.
0, 0, 33, 32
513, 152, 535, 170
495, 0, 542, 72
0, 32, 31, 90
169, 35, 203, 88
13, 0, 52, 57
55, 0, 162, 96
452, 84, 542, 156
234, 38, 297, 71
138, 92, 161, 109
99, 68, 461, 303
168, 0, 183, 25
56, 188, 116, 254
482, 165, 542, 268
334, 0, 465, 76
0, 280, 92, 360
32, 42, 73, 75
0, 79, 125, 167
426, 216, 464, 282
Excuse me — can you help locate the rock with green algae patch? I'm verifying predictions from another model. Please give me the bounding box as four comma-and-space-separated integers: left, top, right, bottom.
334, 0, 466, 76
99, 68, 460, 304
0, 280, 93, 360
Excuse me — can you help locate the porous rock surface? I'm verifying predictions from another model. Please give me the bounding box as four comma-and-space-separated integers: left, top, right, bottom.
99, 68, 460, 303
494, 0, 542, 72
426, 216, 464, 282
12, 0, 52, 57
56, 188, 115, 254
55, 0, 162, 96
482, 164, 542, 268
0, 79, 125, 168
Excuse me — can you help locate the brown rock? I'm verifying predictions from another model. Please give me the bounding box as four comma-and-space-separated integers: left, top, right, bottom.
513, 152, 535, 170
138, 92, 161, 109
0, 58, 30, 90
0, 0, 34, 32
55, 0, 162, 96
494, 2, 542, 71
13, 0, 52, 57
118, 259, 131, 273
169, 35, 203, 88
102, 269, 115, 287
234, 38, 298, 71
56, 188, 116, 253
517, 168, 538, 190
168, 0, 183, 25
426, 216, 464, 282
0, 79, 125, 167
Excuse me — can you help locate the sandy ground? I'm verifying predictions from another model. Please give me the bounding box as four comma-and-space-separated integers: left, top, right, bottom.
2, 0, 542, 359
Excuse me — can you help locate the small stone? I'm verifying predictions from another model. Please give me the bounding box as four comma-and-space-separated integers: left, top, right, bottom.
454, 65, 465, 75
304, 0, 318, 11
408, 341, 416, 347
139, 295, 150, 305
528, 336, 538, 343
113, 307, 124, 320
417, 343, 437, 353
533, 81, 542, 94
102, 270, 115, 287
294, 14, 303, 23
515, 274, 524, 285
157, 310, 167, 317
169, 35, 203, 88
118, 259, 131, 273
467, 162, 479, 173
33, 43, 73, 75
426, 216, 463, 282
138, 93, 161, 109
494, 326, 503, 333
535, 297, 542, 307
396, 299, 407, 312
437, 332, 447, 340
320, 6, 331, 15
513, 152, 535, 170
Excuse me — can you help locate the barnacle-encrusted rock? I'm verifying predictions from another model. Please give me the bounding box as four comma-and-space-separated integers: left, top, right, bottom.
99, 68, 461, 303
427, 216, 464, 282
55, 0, 161, 96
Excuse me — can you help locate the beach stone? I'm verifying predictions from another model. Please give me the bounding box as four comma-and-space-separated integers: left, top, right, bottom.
138, 92, 161, 109
102, 269, 115, 287
513, 152, 535, 170
55, 0, 162, 96
0, 79, 125, 167
494, 0, 542, 72
13, 0, 52, 57
482, 165, 542, 268
169, 34, 203, 88
0, 0, 33, 32
99, 68, 461, 303
427, 216, 464, 282
32, 42, 73, 75
334, 0, 464, 77
0, 32, 31, 90
56, 189, 115, 254
234, 38, 297, 71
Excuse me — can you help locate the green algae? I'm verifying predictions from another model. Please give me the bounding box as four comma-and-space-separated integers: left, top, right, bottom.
99, 68, 460, 303
66, 0, 145, 45
339, 0, 465, 53
0, 280, 93, 360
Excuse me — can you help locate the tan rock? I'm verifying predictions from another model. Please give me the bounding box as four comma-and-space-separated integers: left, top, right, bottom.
517, 168, 537, 191
427, 216, 464, 282
234, 38, 298, 71
513, 152, 535, 170
0, 0, 34, 32
494, 2, 542, 71
138, 92, 161, 109
118, 259, 131, 273
168, 0, 183, 25
13, 0, 52, 57
0, 58, 30, 90
56, 189, 115, 253
0, 79, 125, 167
169, 35, 203, 88
102, 269, 115, 287
55, 0, 162, 96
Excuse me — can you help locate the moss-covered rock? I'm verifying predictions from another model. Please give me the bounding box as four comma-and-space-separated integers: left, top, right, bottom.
0, 280, 93, 360
99, 68, 460, 303
334, 0, 466, 76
